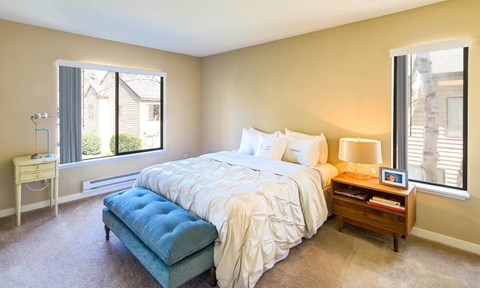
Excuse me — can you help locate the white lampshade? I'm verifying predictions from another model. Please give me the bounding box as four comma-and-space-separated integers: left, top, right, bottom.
338, 138, 382, 164
338, 138, 382, 179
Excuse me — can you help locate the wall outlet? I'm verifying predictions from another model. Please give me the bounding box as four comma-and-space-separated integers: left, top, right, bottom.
183, 154, 188, 159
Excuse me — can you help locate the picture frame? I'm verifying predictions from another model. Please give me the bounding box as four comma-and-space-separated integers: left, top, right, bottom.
379, 167, 408, 189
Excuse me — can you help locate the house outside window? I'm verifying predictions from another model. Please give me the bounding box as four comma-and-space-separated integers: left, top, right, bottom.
58, 61, 165, 164
393, 46, 468, 190
88, 104, 94, 119
149, 104, 160, 121
447, 97, 463, 137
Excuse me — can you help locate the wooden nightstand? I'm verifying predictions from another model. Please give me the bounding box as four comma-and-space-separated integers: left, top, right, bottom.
13, 154, 59, 226
331, 173, 416, 252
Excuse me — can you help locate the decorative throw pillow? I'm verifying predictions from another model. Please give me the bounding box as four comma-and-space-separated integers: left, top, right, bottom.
285, 128, 329, 164
254, 135, 288, 160
281, 134, 320, 166
238, 127, 279, 155
238, 128, 258, 154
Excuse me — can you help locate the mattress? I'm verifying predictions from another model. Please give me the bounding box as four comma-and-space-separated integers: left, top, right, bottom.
314, 162, 339, 188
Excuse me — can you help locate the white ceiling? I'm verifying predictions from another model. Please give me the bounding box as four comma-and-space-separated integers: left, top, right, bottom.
0, 0, 444, 57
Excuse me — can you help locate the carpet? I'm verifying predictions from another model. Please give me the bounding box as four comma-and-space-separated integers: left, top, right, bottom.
0, 194, 479, 288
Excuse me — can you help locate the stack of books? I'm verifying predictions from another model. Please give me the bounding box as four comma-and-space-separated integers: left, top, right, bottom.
335, 189, 370, 201
367, 194, 405, 213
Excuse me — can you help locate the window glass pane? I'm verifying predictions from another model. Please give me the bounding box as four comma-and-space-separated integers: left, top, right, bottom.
405, 48, 464, 188
81, 69, 115, 160
118, 73, 162, 153
58, 65, 164, 163
447, 97, 463, 137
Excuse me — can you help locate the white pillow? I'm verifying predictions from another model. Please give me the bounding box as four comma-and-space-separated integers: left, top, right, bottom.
285, 128, 329, 164
281, 135, 320, 166
254, 135, 287, 160
238, 127, 279, 155
238, 128, 257, 154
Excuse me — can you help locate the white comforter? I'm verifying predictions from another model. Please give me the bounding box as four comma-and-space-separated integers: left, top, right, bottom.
133, 151, 328, 287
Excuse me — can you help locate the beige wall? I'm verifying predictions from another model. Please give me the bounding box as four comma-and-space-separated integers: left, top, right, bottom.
0, 20, 202, 210
1, 0, 478, 246
201, 0, 480, 244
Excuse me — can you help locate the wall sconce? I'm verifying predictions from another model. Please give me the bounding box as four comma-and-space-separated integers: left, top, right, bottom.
338, 138, 382, 179
30, 113, 51, 159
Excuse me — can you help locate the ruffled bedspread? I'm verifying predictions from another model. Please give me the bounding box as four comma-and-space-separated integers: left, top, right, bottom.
133, 151, 328, 287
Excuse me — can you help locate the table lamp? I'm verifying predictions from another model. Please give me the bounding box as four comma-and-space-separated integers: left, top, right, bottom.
338, 138, 382, 179
30, 113, 51, 159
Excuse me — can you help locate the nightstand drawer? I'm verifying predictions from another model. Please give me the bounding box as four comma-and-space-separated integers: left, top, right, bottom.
20, 163, 56, 173
333, 199, 405, 233
20, 170, 56, 182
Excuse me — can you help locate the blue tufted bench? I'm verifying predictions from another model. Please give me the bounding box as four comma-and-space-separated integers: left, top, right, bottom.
102, 187, 218, 288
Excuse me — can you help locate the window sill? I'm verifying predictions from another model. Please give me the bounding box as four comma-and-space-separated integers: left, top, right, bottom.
414, 182, 470, 200
59, 149, 167, 170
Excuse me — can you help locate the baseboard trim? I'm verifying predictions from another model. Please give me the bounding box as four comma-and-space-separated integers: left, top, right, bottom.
2, 194, 479, 256
0, 189, 115, 219
412, 227, 480, 255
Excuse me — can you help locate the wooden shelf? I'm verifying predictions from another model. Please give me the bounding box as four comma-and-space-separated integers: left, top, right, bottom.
332, 172, 415, 196
331, 173, 416, 252
332, 195, 406, 217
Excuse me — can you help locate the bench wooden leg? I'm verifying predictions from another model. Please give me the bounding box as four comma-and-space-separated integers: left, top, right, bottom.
105, 225, 110, 241
210, 266, 217, 287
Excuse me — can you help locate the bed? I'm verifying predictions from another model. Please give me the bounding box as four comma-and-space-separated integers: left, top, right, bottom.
133, 150, 337, 287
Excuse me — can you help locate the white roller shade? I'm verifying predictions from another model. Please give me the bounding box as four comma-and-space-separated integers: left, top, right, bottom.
390, 39, 471, 57
56, 59, 167, 77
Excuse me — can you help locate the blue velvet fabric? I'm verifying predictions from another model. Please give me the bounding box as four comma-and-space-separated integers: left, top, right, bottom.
103, 208, 215, 288
103, 188, 218, 266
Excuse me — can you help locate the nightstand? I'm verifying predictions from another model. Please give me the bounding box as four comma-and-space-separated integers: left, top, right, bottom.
13, 154, 59, 226
331, 173, 416, 252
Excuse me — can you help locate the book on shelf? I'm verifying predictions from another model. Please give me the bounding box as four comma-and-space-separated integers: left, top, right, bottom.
371, 197, 401, 206
371, 193, 403, 206
367, 200, 405, 213
335, 190, 369, 201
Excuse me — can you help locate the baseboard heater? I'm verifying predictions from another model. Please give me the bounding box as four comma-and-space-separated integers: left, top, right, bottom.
82, 172, 139, 194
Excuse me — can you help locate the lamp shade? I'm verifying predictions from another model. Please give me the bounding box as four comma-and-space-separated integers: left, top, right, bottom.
338, 138, 382, 164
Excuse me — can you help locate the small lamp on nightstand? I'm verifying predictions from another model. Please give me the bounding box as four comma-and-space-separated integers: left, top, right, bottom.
338, 138, 382, 179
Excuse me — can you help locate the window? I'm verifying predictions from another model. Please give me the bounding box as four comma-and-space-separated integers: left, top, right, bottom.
87, 104, 94, 119
58, 61, 165, 164
447, 97, 463, 137
148, 104, 160, 121
393, 46, 468, 190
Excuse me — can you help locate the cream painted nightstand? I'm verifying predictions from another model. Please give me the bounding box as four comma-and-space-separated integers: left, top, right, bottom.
13, 154, 59, 226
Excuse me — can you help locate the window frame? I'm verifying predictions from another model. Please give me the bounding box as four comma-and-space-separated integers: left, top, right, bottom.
56, 60, 166, 163
114, 72, 164, 156
392, 47, 468, 192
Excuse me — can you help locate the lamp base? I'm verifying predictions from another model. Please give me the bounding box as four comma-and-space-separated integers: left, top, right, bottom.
345, 162, 376, 179
31, 153, 43, 159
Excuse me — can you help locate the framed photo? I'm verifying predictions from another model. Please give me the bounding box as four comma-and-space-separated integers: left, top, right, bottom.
379, 167, 408, 189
